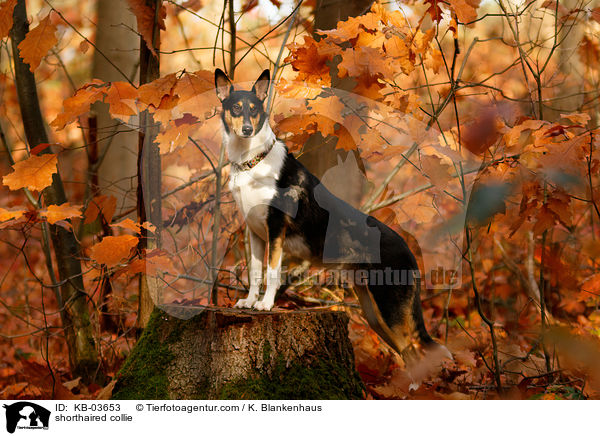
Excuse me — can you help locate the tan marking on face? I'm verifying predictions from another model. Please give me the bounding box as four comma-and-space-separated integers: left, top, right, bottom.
250, 110, 261, 132
230, 115, 245, 135
269, 228, 286, 269
223, 110, 233, 129
223, 110, 244, 135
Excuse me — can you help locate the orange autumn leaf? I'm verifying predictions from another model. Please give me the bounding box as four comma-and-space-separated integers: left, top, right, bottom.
0, 207, 27, 222
138, 73, 177, 108
141, 221, 156, 233
117, 250, 173, 277
174, 70, 213, 103
111, 218, 155, 234
422, 0, 444, 21
89, 235, 138, 267
2, 154, 58, 191
50, 80, 108, 129
39, 203, 82, 224
156, 121, 197, 154
317, 11, 380, 42
338, 46, 393, 78
84, 195, 117, 225
560, 113, 590, 126
276, 77, 322, 100
580, 274, 600, 301
127, 0, 166, 58
448, 0, 480, 24
18, 14, 58, 72
0, 0, 17, 40
383, 36, 414, 74
276, 114, 319, 136
285, 36, 331, 84
421, 155, 453, 187
111, 218, 141, 233
334, 125, 357, 151
105, 81, 138, 118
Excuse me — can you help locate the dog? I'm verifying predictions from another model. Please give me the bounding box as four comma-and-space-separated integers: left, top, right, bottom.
214, 68, 450, 364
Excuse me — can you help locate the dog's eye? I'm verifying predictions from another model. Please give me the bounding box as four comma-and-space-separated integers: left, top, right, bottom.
250, 106, 258, 115
232, 104, 242, 114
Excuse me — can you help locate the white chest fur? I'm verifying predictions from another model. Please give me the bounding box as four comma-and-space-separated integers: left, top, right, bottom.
228, 142, 287, 242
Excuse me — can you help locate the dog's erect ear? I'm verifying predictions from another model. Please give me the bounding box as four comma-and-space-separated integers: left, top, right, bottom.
252, 69, 270, 102
215, 68, 233, 102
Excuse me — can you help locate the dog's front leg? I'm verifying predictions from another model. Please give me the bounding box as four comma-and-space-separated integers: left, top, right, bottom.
235, 230, 265, 308
254, 228, 285, 311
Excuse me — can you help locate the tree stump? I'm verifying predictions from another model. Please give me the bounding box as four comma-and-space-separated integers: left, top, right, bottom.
112, 306, 364, 400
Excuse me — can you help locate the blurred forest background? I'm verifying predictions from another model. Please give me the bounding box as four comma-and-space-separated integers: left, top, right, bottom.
1, 0, 600, 399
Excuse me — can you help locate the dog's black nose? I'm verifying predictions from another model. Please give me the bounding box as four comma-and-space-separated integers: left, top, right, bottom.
242, 125, 253, 136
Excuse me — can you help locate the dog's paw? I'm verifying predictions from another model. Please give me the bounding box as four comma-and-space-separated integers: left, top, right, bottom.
234, 297, 257, 309
253, 300, 274, 311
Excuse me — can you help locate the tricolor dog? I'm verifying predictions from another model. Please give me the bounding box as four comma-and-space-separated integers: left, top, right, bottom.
215, 68, 449, 361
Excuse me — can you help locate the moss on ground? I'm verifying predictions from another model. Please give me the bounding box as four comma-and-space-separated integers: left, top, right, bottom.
111, 309, 182, 400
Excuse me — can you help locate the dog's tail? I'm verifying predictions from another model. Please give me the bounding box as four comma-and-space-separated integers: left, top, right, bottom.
411, 278, 452, 360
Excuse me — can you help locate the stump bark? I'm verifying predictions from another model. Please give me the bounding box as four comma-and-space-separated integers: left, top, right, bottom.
112, 306, 364, 400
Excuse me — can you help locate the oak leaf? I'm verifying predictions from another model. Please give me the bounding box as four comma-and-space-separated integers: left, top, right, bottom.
0, 0, 17, 39
39, 203, 82, 224
334, 126, 357, 151
2, 154, 58, 191
448, 0, 480, 24
317, 12, 380, 43
84, 195, 117, 225
560, 113, 590, 126
383, 36, 414, 74
421, 155, 453, 187
127, 0, 166, 58
50, 80, 108, 129
338, 46, 393, 78
285, 37, 331, 84
138, 73, 177, 108
0, 207, 27, 222
276, 77, 322, 100
422, 0, 444, 22
174, 70, 213, 103
17, 14, 57, 72
105, 81, 138, 118
111, 218, 156, 235
117, 249, 173, 277
111, 218, 141, 233
90, 235, 138, 267
156, 120, 198, 154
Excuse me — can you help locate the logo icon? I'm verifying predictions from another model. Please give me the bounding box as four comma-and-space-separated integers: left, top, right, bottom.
3, 402, 50, 434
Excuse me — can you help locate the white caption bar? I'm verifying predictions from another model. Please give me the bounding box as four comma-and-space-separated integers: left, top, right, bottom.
0, 400, 594, 436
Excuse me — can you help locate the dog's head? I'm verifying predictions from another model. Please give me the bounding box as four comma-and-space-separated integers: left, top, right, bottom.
215, 69, 270, 138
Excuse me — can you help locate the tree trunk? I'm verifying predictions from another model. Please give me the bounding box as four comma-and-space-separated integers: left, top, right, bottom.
297, 0, 373, 207
112, 307, 364, 399
10, 0, 100, 383
137, 0, 163, 329
92, 0, 139, 211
